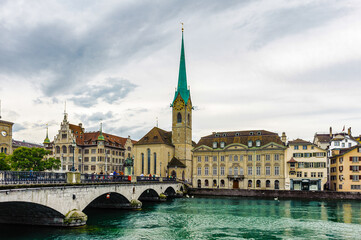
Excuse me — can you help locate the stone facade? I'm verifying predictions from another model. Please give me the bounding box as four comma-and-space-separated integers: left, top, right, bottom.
285, 139, 327, 191
192, 130, 286, 190
0, 119, 14, 155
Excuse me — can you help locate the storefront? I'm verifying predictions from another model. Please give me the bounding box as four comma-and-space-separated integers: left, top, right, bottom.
290, 179, 321, 191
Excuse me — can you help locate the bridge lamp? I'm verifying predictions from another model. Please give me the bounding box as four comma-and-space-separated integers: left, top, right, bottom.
106, 193, 110, 199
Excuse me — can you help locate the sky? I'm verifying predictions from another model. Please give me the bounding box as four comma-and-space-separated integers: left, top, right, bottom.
1, 0, 361, 144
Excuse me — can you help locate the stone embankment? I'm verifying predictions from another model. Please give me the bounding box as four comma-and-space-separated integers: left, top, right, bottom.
188, 188, 361, 200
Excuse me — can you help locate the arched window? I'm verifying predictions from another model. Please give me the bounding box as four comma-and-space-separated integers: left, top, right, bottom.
177, 112, 182, 123
154, 152, 157, 174
275, 180, 280, 190
197, 179, 201, 188
234, 167, 238, 176
266, 180, 271, 188
239, 167, 244, 175
1, 147, 3, 153
213, 179, 217, 187
62, 145, 67, 153
147, 148, 151, 174
256, 180, 261, 188
188, 114, 190, 125
220, 179, 225, 187
205, 179, 209, 186
4, 148, 7, 154
141, 153, 144, 174
248, 180, 252, 188
69, 145, 73, 154
56, 146, 60, 154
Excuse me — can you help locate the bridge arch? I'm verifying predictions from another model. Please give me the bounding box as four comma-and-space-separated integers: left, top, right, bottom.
0, 201, 64, 226
164, 186, 176, 197
85, 192, 130, 210
138, 188, 160, 202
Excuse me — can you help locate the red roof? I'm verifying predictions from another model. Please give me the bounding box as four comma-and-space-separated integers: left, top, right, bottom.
287, 157, 298, 163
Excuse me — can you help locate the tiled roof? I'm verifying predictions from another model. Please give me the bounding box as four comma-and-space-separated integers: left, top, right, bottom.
12, 140, 43, 148
167, 157, 186, 168
314, 134, 331, 143
288, 138, 312, 145
195, 130, 284, 148
287, 157, 298, 163
135, 127, 173, 146
331, 145, 359, 158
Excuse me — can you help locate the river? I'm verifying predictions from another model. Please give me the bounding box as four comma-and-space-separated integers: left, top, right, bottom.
0, 197, 360, 239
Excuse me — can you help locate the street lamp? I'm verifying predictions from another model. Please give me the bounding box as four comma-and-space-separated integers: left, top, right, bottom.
71, 140, 76, 172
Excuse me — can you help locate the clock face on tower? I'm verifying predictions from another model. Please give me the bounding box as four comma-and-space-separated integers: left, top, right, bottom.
1, 131, 7, 137
174, 98, 185, 111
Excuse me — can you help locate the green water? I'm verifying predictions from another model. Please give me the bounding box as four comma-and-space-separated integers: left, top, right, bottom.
1, 197, 361, 239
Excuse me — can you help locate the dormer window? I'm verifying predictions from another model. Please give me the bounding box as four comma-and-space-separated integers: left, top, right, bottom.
223, 133, 227, 137
248, 140, 253, 147
250, 132, 254, 135
257, 132, 261, 135
235, 133, 239, 136
220, 142, 225, 148
256, 140, 261, 147
215, 134, 219, 137
213, 142, 218, 148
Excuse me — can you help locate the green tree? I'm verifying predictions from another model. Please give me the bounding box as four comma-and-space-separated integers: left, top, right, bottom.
10, 147, 60, 171
0, 153, 11, 170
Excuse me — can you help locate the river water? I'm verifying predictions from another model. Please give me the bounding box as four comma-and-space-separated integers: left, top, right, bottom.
1, 197, 361, 239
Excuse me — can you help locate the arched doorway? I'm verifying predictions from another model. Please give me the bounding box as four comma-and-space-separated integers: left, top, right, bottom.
205, 179, 209, 187
213, 179, 217, 187
275, 180, 279, 190
233, 180, 239, 189
256, 180, 261, 188
171, 170, 176, 178
266, 180, 271, 188
197, 179, 201, 188
220, 179, 225, 187
248, 180, 252, 188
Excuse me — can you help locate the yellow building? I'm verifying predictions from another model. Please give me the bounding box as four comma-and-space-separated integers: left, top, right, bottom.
46, 113, 135, 174
330, 146, 361, 192
192, 130, 286, 189
285, 139, 327, 191
134, 27, 193, 182
0, 119, 14, 155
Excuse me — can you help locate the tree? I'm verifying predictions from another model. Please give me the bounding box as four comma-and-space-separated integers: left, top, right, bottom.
0, 153, 11, 170
10, 147, 60, 171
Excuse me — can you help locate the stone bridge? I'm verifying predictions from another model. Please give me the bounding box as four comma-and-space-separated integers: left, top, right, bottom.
0, 182, 183, 227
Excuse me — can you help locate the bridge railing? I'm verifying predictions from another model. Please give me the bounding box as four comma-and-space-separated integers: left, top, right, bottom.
0, 171, 67, 185
81, 174, 131, 183
137, 176, 160, 182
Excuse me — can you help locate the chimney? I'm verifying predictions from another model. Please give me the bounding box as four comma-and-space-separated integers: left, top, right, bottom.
281, 132, 287, 144
329, 127, 332, 138
79, 123, 82, 128
348, 127, 352, 136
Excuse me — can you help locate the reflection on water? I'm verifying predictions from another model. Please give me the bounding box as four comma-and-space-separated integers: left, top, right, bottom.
0, 197, 360, 240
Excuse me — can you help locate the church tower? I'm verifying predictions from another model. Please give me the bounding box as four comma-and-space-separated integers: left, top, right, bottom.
171, 25, 193, 177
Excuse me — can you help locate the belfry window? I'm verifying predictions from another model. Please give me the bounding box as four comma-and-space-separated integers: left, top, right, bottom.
188, 114, 190, 125
177, 113, 182, 123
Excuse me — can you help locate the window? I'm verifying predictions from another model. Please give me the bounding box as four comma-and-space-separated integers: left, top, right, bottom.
234, 167, 238, 176
318, 172, 323, 178
248, 140, 253, 147
352, 157, 359, 163
91, 165, 96, 171
147, 149, 151, 174
62, 146, 67, 153
229, 167, 232, 175
154, 152, 157, 174
339, 157, 343, 163
304, 172, 308, 177
351, 185, 361, 189
256, 140, 261, 147
91, 157, 96, 162
239, 168, 244, 175
256, 180, 261, 188
205, 180, 209, 186
205, 167, 209, 176
265, 166, 270, 175
293, 153, 303, 158
228, 155, 232, 162
213, 156, 217, 162
274, 154, 279, 161
248, 167, 252, 175
266, 155, 270, 161
62, 134, 67, 139
248, 180, 252, 187
141, 153, 144, 174
351, 166, 360, 172
294, 145, 299, 150
56, 146, 60, 154
84, 157, 89, 162
274, 166, 280, 176
315, 152, 326, 157
348, 143, 351, 147
334, 141, 340, 146
256, 155, 261, 161
197, 156, 201, 162
188, 114, 191, 125
256, 167, 261, 176
266, 180, 271, 188
213, 167, 217, 175
84, 165, 89, 171
339, 184, 343, 189
240, 155, 243, 161
84, 149, 89, 154
177, 113, 182, 123
221, 156, 225, 162
205, 156, 209, 162
303, 145, 307, 150
234, 155, 238, 161
91, 149, 96, 154
342, 143, 345, 147
304, 153, 312, 158
220, 142, 225, 148
220, 166, 225, 175
213, 142, 218, 148
275, 180, 279, 190
311, 172, 316, 177
248, 155, 252, 161
351, 175, 360, 181
197, 167, 201, 175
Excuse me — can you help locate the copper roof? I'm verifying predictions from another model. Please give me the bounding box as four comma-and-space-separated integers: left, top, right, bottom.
287, 157, 298, 163
135, 127, 173, 146
195, 130, 284, 148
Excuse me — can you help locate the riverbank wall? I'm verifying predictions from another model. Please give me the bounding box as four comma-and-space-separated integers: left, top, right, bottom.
188, 188, 361, 200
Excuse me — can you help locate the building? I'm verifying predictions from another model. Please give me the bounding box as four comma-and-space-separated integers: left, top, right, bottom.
0, 119, 14, 155
46, 113, 136, 174
134, 27, 194, 182
192, 130, 287, 189
285, 139, 327, 191
330, 146, 361, 192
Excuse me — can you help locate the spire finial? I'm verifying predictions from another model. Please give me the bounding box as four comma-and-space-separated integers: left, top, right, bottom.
43, 123, 50, 144
181, 22, 184, 32
98, 122, 105, 141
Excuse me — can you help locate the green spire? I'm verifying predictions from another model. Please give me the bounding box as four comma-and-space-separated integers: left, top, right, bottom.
98, 122, 105, 141
43, 124, 50, 144
172, 25, 190, 105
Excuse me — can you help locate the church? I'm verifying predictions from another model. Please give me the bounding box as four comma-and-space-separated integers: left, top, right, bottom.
134, 27, 194, 183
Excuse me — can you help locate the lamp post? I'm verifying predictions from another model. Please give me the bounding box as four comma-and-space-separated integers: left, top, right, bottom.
71, 140, 76, 172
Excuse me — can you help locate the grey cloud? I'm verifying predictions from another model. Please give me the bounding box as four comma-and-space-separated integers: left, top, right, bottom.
13, 124, 26, 132
78, 111, 115, 125
70, 78, 137, 107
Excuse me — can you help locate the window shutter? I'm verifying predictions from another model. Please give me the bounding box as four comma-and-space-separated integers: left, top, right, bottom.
359, 157, 361, 161
350, 166, 353, 171
350, 157, 353, 161
313, 153, 316, 157
350, 175, 353, 180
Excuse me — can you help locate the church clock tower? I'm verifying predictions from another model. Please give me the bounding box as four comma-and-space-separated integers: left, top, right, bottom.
171, 25, 193, 177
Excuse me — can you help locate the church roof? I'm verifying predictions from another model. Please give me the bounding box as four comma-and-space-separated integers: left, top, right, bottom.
167, 157, 186, 168
135, 127, 173, 146
172, 31, 190, 105
195, 130, 284, 148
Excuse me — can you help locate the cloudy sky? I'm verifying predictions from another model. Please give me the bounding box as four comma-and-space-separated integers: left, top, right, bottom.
1, 0, 361, 144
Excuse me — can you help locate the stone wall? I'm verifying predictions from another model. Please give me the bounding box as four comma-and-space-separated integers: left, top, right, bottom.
188, 188, 361, 200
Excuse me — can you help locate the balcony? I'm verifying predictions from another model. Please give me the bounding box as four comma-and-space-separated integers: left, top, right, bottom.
227, 175, 244, 180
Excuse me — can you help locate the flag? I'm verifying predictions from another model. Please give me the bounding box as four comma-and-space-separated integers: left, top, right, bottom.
342, 125, 345, 132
